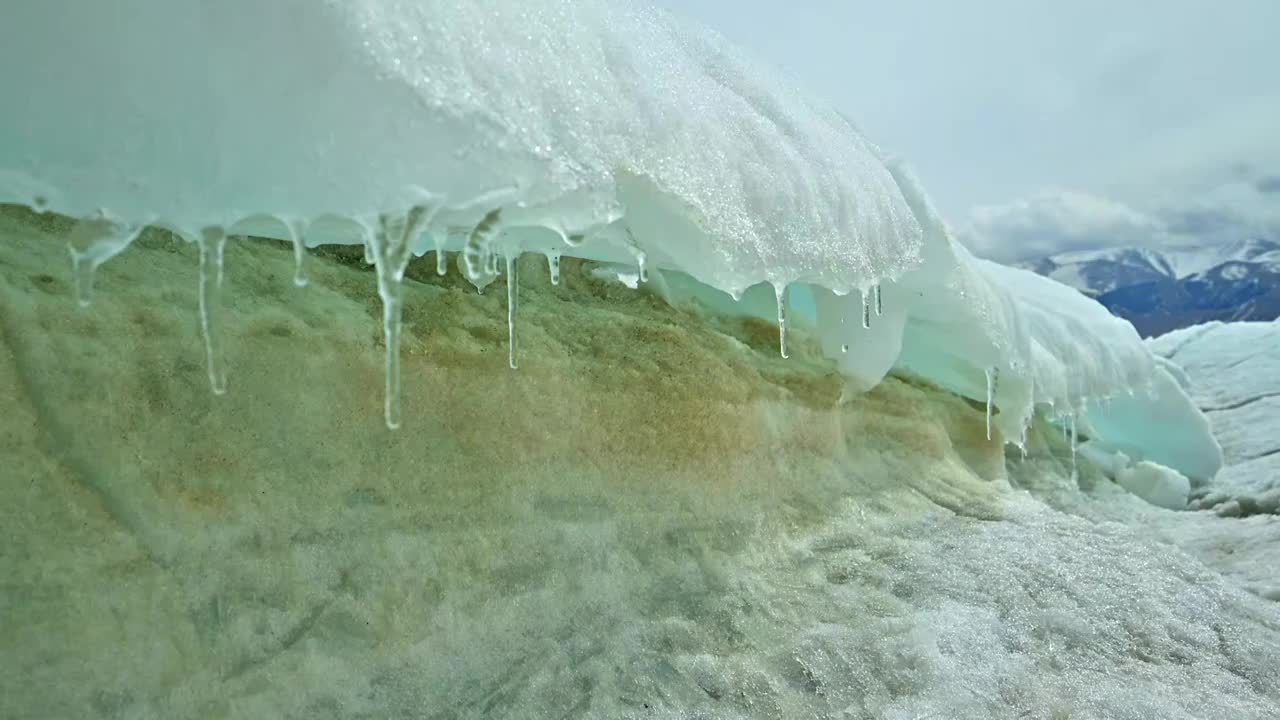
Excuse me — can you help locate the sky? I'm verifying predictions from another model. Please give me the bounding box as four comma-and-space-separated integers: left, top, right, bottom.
655, 0, 1280, 262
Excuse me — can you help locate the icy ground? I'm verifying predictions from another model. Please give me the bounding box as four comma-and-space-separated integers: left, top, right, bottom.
2, 207, 1279, 719
1150, 322, 1280, 516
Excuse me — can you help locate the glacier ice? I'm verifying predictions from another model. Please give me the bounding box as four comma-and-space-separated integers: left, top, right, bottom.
1116, 460, 1192, 510
0, 0, 1222, 480
1151, 320, 1280, 512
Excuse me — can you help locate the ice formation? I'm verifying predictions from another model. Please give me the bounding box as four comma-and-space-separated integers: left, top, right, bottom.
1151, 321, 1280, 513
0, 0, 1221, 478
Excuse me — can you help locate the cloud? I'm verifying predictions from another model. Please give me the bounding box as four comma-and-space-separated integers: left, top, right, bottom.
960, 178, 1280, 263
959, 191, 1167, 262
1255, 175, 1280, 194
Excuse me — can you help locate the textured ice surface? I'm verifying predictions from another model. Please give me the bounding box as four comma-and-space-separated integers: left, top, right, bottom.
0, 0, 921, 297
1150, 321, 1280, 510
2, 211, 1279, 719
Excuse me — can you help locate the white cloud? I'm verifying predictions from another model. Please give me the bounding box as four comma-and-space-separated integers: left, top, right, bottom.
960, 180, 1280, 262
960, 191, 1167, 262
657, 1, 1280, 220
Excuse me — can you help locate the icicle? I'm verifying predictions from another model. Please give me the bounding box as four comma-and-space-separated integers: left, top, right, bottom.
370, 202, 439, 430
434, 233, 448, 276
774, 283, 789, 359
861, 290, 871, 329
197, 227, 229, 395
285, 220, 309, 288
462, 209, 502, 292
506, 252, 520, 370
546, 251, 561, 285
636, 251, 649, 283
873, 283, 883, 317
1069, 413, 1078, 481
66, 213, 143, 307
984, 367, 999, 441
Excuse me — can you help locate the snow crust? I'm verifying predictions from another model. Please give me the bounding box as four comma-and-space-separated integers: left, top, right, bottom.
0, 0, 1221, 476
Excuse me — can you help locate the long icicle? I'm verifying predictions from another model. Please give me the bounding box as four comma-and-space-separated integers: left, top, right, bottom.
874, 283, 883, 316
861, 289, 871, 329
286, 219, 309, 288
434, 232, 448, 276
506, 251, 519, 369
197, 227, 229, 395
984, 366, 1000, 441
775, 283, 789, 359
1069, 412, 1078, 481
371, 203, 437, 430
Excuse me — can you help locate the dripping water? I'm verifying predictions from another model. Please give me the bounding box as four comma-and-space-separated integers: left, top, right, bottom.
197, 227, 229, 395
774, 283, 789, 359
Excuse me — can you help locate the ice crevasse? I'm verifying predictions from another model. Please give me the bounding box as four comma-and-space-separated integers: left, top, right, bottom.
0, 0, 1221, 481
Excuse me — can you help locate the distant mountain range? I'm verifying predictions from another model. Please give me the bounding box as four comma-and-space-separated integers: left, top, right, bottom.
1014, 239, 1280, 337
